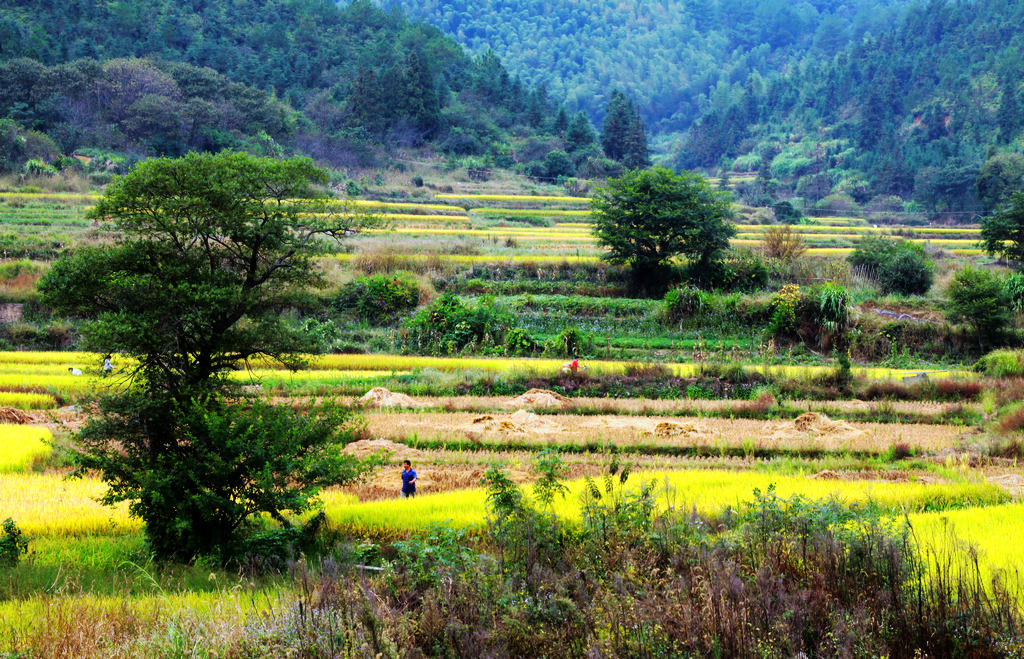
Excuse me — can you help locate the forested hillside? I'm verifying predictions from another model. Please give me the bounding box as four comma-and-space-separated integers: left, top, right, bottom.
0, 0, 567, 169
375, 0, 1024, 216
677, 0, 1024, 215
375, 0, 907, 134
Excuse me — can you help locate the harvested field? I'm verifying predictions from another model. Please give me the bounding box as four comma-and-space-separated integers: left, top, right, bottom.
463, 409, 562, 435
333, 394, 981, 419
361, 411, 968, 454
342, 438, 423, 460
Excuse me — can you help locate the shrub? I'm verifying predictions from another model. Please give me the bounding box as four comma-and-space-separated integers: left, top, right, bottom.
504, 327, 539, 356
687, 248, 769, 292
771, 200, 803, 224
946, 266, 1012, 345
725, 248, 770, 291
975, 349, 1024, 377
766, 284, 800, 340
543, 150, 575, 178
807, 282, 849, 336
849, 237, 932, 295
22, 159, 56, 177
930, 379, 983, 401
847, 236, 901, 271
997, 403, 1024, 434
545, 326, 594, 357
298, 317, 343, 353
0, 518, 28, 567
334, 272, 420, 325
404, 294, 513, 354
1005, 272, 1024, 312
877, 249, 933, 295
662, 284, 710, 325
393, 524, 475, 589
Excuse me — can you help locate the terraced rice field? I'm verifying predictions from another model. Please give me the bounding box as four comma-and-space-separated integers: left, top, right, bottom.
0, 425, 52, 472
0, 351, 969, 402
0, 345, 1018, 651
0, 192, 988, 263
0, 186, 1016, 650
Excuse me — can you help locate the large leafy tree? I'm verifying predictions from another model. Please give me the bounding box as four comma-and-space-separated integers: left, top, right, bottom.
591, 167, 735, 289
39, 151, 375, 562
980, 191, 1024, 266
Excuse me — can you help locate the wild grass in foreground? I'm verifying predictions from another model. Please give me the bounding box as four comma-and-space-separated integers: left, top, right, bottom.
2, 476, 1019, 657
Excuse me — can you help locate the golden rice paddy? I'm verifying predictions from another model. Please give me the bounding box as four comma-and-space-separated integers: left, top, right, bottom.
322, 469, 1006, 538
0, 425, 52, 472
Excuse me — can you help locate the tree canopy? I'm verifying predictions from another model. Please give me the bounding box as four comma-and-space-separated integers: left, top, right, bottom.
387, 0, 904, 133
39, 152, 374, 561
591, 167, 735, 282
676, 0, 1024, 212
980, 191, 1024, 266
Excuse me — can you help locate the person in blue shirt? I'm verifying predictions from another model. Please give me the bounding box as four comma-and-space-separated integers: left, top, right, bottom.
401, 460, 417, 498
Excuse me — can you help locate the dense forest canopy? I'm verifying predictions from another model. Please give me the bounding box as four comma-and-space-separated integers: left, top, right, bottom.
372, 0, 908, 134
677, 0, 1024, 213
370, 0, 1024, 215
0, 0, 571, 168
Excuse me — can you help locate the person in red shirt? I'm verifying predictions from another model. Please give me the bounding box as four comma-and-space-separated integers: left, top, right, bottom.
562, 358, 582, 373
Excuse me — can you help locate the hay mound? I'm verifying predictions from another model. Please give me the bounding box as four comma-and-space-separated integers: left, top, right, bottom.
463, 410, 560, 435
793, 412, 820, 431
0, 407, 34, 424
466, 414, 522, 433
765, 412, 865, 442
343, 439, 421, 459
653, 421, 702, 438
503, 388, 570, 410
358, 387, 423, 408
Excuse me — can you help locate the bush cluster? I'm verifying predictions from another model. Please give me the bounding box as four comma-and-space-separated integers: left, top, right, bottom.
684, 248, 770, 292
662, 284, 710, 325
947, 266, 1013, 346
403, 294, 513, 355
333, 272, 420, 325
766, 282, 850, 351
0, 518, 28, 567
975, 348, 1024, 377
848, 236, 933, 295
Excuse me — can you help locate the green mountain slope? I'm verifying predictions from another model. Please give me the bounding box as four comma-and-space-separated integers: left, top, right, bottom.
373, 0, 907, 134
676, 0, 1024, 213
0, 0, 564, 167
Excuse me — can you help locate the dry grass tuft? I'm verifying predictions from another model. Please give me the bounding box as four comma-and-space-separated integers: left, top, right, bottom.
762, 225, 807, 261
